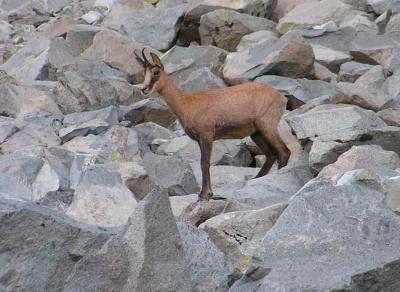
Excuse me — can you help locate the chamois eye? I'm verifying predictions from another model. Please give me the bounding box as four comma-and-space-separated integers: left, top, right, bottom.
154, 70, 160, 76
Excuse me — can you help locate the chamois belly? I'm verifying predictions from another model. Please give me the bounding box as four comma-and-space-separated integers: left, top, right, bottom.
214, 122, 256, 140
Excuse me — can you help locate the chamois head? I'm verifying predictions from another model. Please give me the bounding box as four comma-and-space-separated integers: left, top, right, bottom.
134, 48, 165, 96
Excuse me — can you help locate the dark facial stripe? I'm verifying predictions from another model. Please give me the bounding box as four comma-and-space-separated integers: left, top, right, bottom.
148, 73, 160, 91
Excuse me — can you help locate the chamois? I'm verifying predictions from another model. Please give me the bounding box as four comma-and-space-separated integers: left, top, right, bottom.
134, 49, 291, 201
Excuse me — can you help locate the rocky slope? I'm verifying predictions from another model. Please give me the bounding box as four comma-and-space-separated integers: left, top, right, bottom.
1, 0, 400, 291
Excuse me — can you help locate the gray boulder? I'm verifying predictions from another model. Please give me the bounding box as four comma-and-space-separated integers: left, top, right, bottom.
179, 67, 227, 91
62, 105, 120, 127
191, 164, 259, 198
163, 44, 228, 85
350, 31, 400, 71
0, 197, 113, 292
181, 0, 277, 44
143, 152, 200, 197
319, 145, 400, 177
338, 61, 375, 82
311, 44, 352, 73
277, 0, 354, 34
119, 4, 187, 51
236, 30, 278, 52
226, 166, 313, 211
256, 75, 340, 103
81, 29, 149, 82
134, 122, 177, 154
378, 108, 400, 126
119, 188, 193, 291
286, 104, 386, 142
0, 79, 61, 118
122, 98, 176, 128
309, 140, 352, 173
59, 119, 109, 144
61, 126, 139, 164
1, 35, 75, 82
157, 135, 252, 167
0, 116, 17, 143
230, 177, 400, 291
199, 9, 276, 51
177, 222, 237, 291
57, 59, 137, 111
367, 0, 400, 14
223, 34, 314, 84
199, 203, 287, 272
66, 164, 138, 227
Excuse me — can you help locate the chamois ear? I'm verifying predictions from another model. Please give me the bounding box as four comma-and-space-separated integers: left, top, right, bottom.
150, 52, 164, 70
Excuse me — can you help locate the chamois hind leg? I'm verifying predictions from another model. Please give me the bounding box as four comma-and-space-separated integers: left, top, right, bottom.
198, 137, 213, 201
255, 119, 291, 170
251, 132, 277, 178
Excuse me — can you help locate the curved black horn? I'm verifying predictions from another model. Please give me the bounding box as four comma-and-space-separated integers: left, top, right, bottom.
142, 48, 150, 66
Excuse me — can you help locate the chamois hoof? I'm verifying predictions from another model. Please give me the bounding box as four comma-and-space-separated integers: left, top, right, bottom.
197, 192, 213, 202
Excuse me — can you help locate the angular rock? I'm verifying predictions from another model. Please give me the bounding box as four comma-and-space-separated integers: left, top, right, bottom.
121, 188, 193, 291
0, 198, 113, 292
319, 145, 400, 177
59, 119, 109, 144
81, 29, 148, 82
157, 136, 252, 167
170, 194, 198, 218
199, 203, 287, 271
179, 67, 227, 91
134, 122, 177, 154
338, 61, 375, 82
61, 126, 139, 164
62, 105, 120, 127
350, 31, 400, 71
119, 4, 187, 51
65, 24, 103, 56
66, 164, 138, 227
309, 140, 352, 173
277, 0, 354, 34
336, 81, 392, 112
378, 109, 400, 126
181, 0, 276, 44
0, 79, 61, 118
191, 164, 259, 198
313, 62, 337, 82
143, 152, 200, 197
180, 199, 229, 226
178, 222, 237, 292
311, 44, 352, 73
199, 9, 275, 51
0, 120, 61, 155
1, 36, 76, 82
256, 75, 340, 103
163, 44, 228, 85
226, 166, 312, 211
382, 69, 400, 109
65, 188, 193, 291
122, 98, 176, 128
57, 59, 137, 111
236, 30, 278, 52
0, 116, 17, 143
385, 176, 400, 214
272, 0, 318, 21
230, 178, 400, 291
367, 0, 400, 14
223, 34, 314, 84
286, 104, 386, 142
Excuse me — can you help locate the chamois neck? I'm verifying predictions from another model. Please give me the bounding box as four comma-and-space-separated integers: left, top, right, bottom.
158, 75, 185, 117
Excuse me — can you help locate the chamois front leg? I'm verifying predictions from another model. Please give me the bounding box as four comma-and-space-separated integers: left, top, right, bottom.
198, 138, 213, 201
